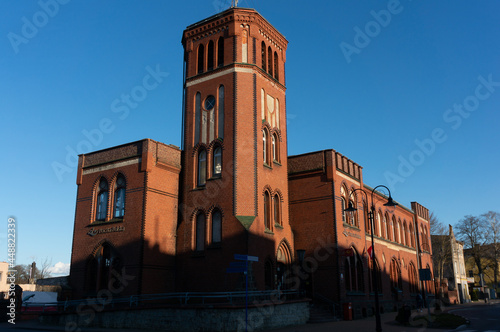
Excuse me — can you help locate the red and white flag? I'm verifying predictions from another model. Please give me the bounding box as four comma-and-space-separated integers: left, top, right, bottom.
367, 246, 374, 259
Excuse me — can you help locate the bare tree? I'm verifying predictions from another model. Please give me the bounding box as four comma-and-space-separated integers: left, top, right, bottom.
482, 211, 500, 288
35, 258, 53, 280
430, 212, 446, 236
455, 215, 488, 276
429, 212, 451, 281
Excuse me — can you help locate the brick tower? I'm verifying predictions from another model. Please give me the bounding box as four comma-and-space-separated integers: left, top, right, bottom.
177, 7, 294, 291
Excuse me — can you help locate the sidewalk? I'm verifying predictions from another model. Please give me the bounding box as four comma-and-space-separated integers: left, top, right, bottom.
270, 299, 500, 332
269, 310, 449, 332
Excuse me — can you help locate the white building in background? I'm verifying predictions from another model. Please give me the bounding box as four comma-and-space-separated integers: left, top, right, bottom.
0, 262, 10, 299
449, 225, 471, 303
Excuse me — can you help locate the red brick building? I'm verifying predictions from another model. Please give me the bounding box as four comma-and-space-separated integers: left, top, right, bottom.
69, 7, 434, 315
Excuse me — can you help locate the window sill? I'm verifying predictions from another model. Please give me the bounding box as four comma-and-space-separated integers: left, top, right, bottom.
192, 186, 206, 191
274, 223, 283, 229
263, 163, 272, 170
273, 160, 281, 166
88, 218, 123, 227
343, 223, 360, 231
264, 229, 274, 235
208, 175, 222, 181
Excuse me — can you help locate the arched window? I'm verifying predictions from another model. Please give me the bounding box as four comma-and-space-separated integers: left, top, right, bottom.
349, 192, 358, 227
211, 209, 222, 244
390, 258, 402, 291
271, 135, 276, 161
96, 178, 108, 221
213, 146, 222, 176
381, 213, 387, 238
364, 202, 370, 234
345, 248, 364, 292
409, 222, 415, 248
391, 216, 397, 242
267, 46, 272, 75
197, 149, 207, 186
113, 175, 126, 218
196, 213, 205, 251
408, 262, 418, 293
377, 211, 383, 237
274, 51, 279, 80
385, 213, 391, 240
217, 37, 224, 67
262, 130, 268, 164
340, 186, 347, 223
402, 221, 408, 246
207, 40, 214, 71
261, 41, 266, 71
273, 194, 280, 226
396, 219, 402, 244
264, 191, 271, 230
197, 44, 204, 74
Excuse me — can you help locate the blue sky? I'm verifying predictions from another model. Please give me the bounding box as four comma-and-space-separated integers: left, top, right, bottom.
1, 0, 499, 275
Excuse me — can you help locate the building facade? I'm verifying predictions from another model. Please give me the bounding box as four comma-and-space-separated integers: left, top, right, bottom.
69, 7, 434, 316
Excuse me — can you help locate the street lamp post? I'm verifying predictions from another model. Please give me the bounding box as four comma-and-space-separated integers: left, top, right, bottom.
345, 185, 397, 332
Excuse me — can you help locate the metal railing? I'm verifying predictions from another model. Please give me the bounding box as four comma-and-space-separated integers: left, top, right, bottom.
313, 293, 341, 319
23, 289, 301, 313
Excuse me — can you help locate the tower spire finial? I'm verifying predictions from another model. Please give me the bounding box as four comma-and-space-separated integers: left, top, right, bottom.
231, 0, 238, 8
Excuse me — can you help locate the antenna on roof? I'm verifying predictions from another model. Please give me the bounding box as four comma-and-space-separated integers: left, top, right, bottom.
231, 0, 238, 7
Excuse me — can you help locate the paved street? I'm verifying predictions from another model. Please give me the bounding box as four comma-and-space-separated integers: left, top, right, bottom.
447, 300, 500, 332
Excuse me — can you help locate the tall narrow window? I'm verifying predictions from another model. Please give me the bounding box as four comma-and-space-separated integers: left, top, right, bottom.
197, 150, 207, 186
262, 130, 267, 164
213, 146, 222, 176
267, 46, 272, 75
345, 249, 364, 292
212, 209, 222, 244
217, 37, 224, 67
386, 213, 391, 241
409, 222, 415, 248
197, 44, 204, 74
403, 221, 408, 246
408, 262, 418, 293
390, 258, 402, 291
113, 175, 126, 218
364, 203, 370, 234
264, 191, 271, 230
341, 186, 347, 223
96, 178, 108, 221
274, 51, 279, 80
196, 213, 205, 251
273, 194, 280, 226
207, 41, 214, 71
349, 199, 358, 226
271, 135, 276, 161
261, 42, 266, 71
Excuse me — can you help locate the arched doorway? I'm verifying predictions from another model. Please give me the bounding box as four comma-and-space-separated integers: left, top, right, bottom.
86, 242, 122, 295
276, 241, 292, 290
